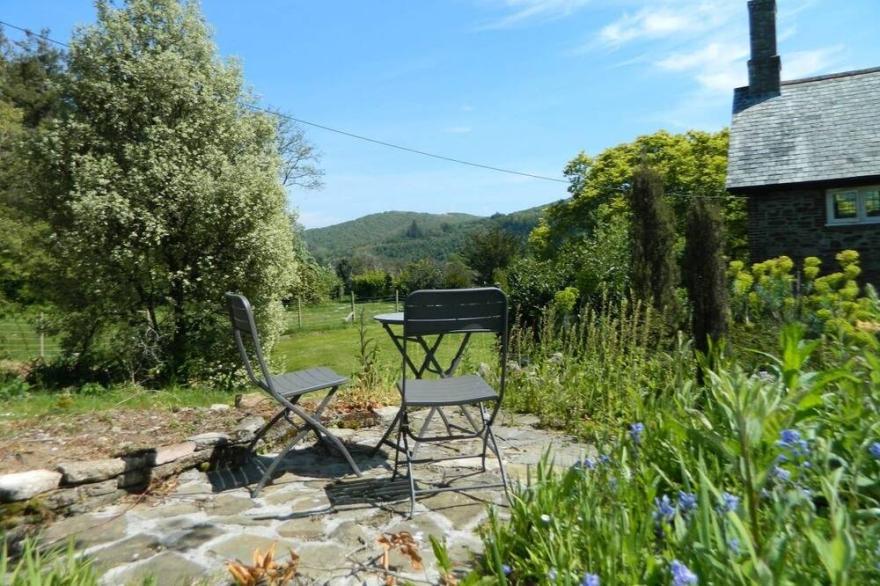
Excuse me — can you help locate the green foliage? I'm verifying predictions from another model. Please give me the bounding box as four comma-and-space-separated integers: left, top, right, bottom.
505, 256, 573, 328
350, 270, 392, 299
729, 250, 878, 343
683, 200, 729, 355
630, 166, 679, 317
396, 259, 444, 293
23, 0, 298, 382
1, 537, 99, 585
531, 129, 742, 260
461, 226, 521, 285
304, 207, 544, 268
480, 325, 880, 585
552, 287, 579, 317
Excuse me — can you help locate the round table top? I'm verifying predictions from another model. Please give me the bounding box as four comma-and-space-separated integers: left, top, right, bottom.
373, 312, 404, 324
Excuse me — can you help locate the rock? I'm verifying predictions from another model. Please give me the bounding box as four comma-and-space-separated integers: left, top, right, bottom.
477, 362, 491, 378
422, 491, 488, 529
42, 480, 126, 514
186, 432, 229, 450
152, 442, 197, 466
204, 494, 255, 516
110, 551, 206, 586
88, 534, 163, 571
276, 516, 325, 540
233, 415, 266, 441
210, 403, 231, 411
235, 392, 268, 410
43, 513, 127, 548
165, 524, 224, 552
57, 459, 126, 485
295, 542, 350, 581
0, 469, 62, 502
373, 406, 399, 424
207, 534, 295, 562
328, 520, 370, 545
549, 352, 564, 364
134, 501, 200, 520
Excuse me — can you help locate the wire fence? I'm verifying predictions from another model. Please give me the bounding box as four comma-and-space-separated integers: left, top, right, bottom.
283, 293, 402, 333
0, 313, 61, 361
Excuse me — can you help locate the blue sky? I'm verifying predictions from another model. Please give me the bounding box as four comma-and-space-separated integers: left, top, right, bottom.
4, 1, 879, 227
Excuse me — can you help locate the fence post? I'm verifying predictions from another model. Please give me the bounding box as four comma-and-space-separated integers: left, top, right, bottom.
395, 289, 399, 312
297, 297, 303, 329
350, 291, 355, 318
39, 312, 45, 358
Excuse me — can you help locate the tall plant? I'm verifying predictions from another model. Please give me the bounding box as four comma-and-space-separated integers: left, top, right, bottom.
25, 0, 298, 381
683, 199, 729, 357
630, 165, 679, 317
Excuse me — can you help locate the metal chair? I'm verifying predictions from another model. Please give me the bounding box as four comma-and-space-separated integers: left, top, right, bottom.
386, 287, 510, 517
225, 293, 362, 497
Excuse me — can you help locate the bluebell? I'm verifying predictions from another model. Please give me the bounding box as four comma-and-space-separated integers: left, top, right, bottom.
670, 560, 698, 585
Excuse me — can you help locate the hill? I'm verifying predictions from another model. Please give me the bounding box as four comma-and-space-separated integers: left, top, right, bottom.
304, 207, 546, 267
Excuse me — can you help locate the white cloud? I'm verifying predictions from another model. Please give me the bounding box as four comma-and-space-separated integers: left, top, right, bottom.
479, 0, 592, 30
784, 46, 845, 79
598, 1, 739, 47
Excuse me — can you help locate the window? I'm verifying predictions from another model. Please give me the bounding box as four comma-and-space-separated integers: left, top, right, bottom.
826, 186, 880, 225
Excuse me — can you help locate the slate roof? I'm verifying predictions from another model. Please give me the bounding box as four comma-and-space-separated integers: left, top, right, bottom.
727, 67, 880, 191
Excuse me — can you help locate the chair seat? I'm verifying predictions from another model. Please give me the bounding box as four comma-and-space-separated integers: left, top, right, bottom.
400, 375, 499, 407
267, 367, 348, 398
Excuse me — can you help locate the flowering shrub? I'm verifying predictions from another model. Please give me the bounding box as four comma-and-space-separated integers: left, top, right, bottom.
728, 250, 880, 341
477, 325, 880, 584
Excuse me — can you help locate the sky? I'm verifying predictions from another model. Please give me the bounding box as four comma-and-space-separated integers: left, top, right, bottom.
4, 1, 879, 228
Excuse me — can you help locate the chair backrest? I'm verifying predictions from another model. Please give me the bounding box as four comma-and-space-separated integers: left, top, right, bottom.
225, 293, 273, 390
402, 287, 509, 395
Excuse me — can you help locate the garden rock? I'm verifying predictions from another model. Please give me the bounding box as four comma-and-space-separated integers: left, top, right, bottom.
43, 513, 127, 548
89, 534, 163, 571
209, 403, 230, 411
186, 431, 229, 450
57, 458, 126, 484
108, 552, 206, 586
234, 415, 266, 440
0, 469, 62, 501
276, 516, 326, 540
151, 441, 196, 466
207, 534, 295, 562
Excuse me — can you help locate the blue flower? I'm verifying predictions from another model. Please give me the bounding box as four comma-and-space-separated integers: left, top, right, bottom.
582, 457, 597, 470
501, 564, 512, 576
670, 560, 698, 585
778, 429, 809, 456
727, 537, 741, 555
869, 442, 880, 459
548, 568, 558, 581
678, 491, 697, 514
654, 494, 676, 522
718, 492, 739, 513
629, 422, 645, 444
599, 454, 611, 465
772, 466, 791, 483
581, 572, 600, 586
540, 513, 552, 525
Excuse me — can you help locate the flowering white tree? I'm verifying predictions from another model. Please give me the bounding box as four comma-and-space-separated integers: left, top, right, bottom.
27, 0, 298, 382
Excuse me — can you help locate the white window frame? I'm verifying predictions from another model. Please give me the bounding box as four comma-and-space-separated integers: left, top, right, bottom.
826, 186, 880, 226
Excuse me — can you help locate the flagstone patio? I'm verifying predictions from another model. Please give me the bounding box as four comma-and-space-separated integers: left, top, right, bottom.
40, 409, 589, 585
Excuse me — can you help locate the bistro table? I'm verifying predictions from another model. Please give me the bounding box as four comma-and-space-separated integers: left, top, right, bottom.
372, 312, 480, 454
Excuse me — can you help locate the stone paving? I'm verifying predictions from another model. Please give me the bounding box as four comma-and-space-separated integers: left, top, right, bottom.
41, 408, 589, 585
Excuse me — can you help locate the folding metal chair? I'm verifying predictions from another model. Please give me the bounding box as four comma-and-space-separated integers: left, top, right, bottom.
386, 287, 510, 517
225, 293, 362, 497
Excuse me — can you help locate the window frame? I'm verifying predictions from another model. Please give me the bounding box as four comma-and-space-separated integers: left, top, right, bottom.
826, 186, 880, 226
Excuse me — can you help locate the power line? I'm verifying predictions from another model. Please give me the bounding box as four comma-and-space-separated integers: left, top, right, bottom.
0, 20, 568, 184
0, 20, 749, 199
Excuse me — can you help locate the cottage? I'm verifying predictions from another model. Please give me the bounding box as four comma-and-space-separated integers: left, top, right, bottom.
726, 0, 880, 283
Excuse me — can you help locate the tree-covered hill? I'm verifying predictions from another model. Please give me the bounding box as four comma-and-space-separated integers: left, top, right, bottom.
304, 207, 547, 266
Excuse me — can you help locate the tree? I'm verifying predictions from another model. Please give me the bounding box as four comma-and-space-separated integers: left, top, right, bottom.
529, 130, 744, 260
405, 220, 424, 239
630, 166, 679, 315
443, 256, 475, 289
269, 108, 323, 191
461, 226, 520, 285
397, 259, 444, 293
683, 200, 729, 357
24, 0, 298, 381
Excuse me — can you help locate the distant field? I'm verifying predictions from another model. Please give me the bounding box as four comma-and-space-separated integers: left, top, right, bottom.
0, 315, 60, 361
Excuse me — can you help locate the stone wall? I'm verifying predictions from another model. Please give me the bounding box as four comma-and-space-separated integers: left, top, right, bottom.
748, 186, 880, 284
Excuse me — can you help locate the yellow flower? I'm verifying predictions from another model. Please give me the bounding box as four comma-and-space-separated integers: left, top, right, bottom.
836, 249, 860, 267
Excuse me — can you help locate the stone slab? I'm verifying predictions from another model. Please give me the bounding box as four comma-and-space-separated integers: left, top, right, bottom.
0, 469, 62, 502
44, 513, 127, 548
89, 533, 163, 571
276, 516, 326, 540
109, 551, 206, 586
206, 534, 295, 563
152, 442, 197, 466
57, 459, 126, 485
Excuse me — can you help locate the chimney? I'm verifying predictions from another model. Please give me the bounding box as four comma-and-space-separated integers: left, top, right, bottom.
747, 0, 781, 97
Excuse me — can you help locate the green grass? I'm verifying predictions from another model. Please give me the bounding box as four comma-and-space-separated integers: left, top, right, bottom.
0, 385, 234, 420
0, 316, 60, 361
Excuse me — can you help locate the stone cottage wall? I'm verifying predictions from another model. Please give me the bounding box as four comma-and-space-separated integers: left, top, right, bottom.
748, 186, 880, 284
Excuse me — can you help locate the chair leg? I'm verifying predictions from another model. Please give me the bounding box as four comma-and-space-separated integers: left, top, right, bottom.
251, 424, 313, 498
401, 429, 417, 519
305, 388, 339, 449
372, 408, 402, 457
247, 408, 288, 453
291, 404, 362, 477
486, 423, 511, 502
